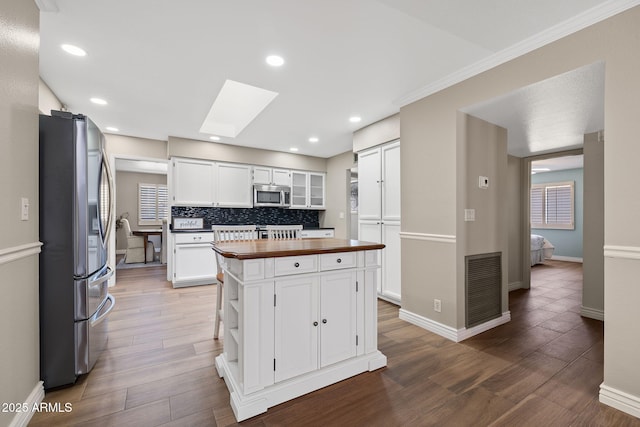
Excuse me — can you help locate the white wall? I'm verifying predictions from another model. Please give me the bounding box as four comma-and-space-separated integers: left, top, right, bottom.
0, 1, 42, 426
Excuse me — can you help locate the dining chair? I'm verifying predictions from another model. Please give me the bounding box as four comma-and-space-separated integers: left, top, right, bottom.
211, 225, 257, 340
121, 218, 146, 263
266, 224, 303, 239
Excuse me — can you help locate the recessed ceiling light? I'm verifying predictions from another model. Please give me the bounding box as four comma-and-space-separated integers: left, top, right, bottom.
266, 55, 284, 67
90, 97, 107, 105
308, 137, 319, 143
289, 147, 299, 152
210, 136, 221, 141
105, 126, 119, 132
61, 44, 86, 57
349, 116, 362, 123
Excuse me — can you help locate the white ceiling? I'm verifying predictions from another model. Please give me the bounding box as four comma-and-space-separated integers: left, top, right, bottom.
38, 0, 633, 158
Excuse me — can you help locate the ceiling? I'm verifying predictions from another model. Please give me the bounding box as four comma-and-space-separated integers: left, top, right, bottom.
38, 0, 632, 158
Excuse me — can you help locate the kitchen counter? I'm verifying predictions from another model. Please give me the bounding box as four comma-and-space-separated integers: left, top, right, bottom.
214, 237, 386, 421
212, 238, 383, 260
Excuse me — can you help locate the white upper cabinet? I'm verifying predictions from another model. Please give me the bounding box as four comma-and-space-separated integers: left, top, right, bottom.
171, 157, 216, 206
290, 171, 325, 209
171, 158, 251, 208
253, 166, 291, 186
252, 166, 272, 185
216, 163, 252, 208
272, 169, 291, 186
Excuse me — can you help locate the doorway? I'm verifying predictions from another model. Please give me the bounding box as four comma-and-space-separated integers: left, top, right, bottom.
108, 155, 168, 284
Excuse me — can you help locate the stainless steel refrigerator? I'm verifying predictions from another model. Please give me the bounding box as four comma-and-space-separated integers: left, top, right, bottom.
39, 111, 115, 390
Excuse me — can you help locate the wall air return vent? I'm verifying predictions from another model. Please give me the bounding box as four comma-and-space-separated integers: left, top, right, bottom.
465, 252, 502, 328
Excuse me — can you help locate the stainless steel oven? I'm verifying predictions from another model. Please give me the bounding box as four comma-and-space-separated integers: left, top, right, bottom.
253, 185, 290, 207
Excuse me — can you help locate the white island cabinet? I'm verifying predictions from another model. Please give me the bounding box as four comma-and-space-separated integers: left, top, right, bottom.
213, 238, 386, 422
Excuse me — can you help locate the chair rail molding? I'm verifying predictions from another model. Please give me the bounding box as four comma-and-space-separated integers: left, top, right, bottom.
603, 245, 640, 260
0, 242, 42, 266
399, 232, 456, 244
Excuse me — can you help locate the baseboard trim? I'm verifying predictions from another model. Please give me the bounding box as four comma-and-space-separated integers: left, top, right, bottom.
600, 383, 640, 419
399, 309, 511, 342
551, 255, 583, 263
0, 242, 42, 266
399, 232, 456, 244
508, 281, 524, 292
8, 381, 44, 427
581, 306, 604, 321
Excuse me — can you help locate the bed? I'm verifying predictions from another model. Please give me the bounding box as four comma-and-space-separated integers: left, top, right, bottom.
531, 234, 555, 266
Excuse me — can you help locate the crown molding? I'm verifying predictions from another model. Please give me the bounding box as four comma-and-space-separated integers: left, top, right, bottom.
395, 0, 640, 107
34, 0, 58, 13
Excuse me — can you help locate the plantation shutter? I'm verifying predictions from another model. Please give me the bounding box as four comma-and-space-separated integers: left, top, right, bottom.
139, 183, 168, 224
530, 181, 574, 230
530, 187, 544, 227
546, 184, 573, 227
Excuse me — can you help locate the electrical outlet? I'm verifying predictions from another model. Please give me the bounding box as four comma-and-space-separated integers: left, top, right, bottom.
434, 299, 442, 313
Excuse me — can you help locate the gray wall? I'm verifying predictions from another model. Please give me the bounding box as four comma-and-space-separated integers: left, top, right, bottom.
324, 151, 354, 238
400, 5, 640, 411
0, 1, 41, 426
582, 132, 604, 319
507, 156, 524, 290
456, 114, 508, 325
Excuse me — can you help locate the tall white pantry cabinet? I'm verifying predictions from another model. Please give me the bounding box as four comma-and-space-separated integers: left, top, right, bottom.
357, 140, 401, 303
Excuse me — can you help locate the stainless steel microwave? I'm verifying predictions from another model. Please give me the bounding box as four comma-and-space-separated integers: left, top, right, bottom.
253, 185, 291, 207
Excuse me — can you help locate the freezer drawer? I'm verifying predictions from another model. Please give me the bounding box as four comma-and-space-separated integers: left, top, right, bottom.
75, 293, 115, 375
75, 265, 112, 320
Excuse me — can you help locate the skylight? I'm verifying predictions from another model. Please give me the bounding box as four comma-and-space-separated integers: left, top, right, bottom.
199, 80, 278, 138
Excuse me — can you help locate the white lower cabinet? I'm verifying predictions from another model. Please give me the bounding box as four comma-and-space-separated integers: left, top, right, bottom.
215, 250, 386, 422
171, 232, 216, 287
274, 271, 356, 382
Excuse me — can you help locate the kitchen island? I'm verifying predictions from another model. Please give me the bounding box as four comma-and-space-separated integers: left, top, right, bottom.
212, 238, 387, 421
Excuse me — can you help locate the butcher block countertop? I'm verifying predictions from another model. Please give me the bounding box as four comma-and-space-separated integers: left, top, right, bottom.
212, 238, 385, 260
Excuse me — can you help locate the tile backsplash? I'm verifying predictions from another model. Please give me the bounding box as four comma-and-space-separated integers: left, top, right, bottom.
171, 206, 319, 229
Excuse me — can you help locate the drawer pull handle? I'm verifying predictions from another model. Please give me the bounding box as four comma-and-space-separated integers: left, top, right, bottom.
337, 258, 342, 263
294, 262, 300, 268
313, 321, 318, 326
322, 319, 327, 324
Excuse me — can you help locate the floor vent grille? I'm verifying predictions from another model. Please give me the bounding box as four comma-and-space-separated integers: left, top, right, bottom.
466, 252, 502, 328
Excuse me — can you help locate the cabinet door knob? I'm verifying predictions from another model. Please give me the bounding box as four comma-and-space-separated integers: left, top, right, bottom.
337, 258, 342, 263
313, 321, 318, 326
322, 319, 327, 324
294, 262, 300, 268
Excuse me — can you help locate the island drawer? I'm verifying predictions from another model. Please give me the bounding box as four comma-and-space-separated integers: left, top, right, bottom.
174, 232, 213, 244
274, 255, 318, 276
319, 252, 356, 271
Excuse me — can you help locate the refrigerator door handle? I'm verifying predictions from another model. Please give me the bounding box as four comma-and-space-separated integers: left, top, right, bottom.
91, 293, 115, 327
99, 150, 115, 243
91, 265, 113, 288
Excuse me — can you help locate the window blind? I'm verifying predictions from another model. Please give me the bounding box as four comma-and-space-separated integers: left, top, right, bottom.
530, 181, 574, 230
138, 183, 168, 224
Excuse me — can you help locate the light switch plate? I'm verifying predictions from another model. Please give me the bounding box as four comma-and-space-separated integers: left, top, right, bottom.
21, 197, 29, 221
464, 209, 475, 221
479, 176, 489, 189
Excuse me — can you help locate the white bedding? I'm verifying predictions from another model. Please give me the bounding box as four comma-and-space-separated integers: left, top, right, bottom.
531, 234, 554, 266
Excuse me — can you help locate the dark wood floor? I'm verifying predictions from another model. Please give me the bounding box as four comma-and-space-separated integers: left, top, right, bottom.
30, 260, 640, 426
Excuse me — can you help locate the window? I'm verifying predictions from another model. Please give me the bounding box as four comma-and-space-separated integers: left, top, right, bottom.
138, 183, 168, 225
530, 181, 574, 229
